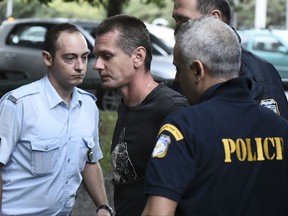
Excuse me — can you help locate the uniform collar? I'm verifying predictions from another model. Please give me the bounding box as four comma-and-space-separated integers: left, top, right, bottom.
232, 27, 242, 43
41, 75, 82, 109
199, 77, 252, 103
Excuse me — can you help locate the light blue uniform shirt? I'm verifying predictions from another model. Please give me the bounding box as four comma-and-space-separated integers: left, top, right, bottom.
0, 76, 103, 216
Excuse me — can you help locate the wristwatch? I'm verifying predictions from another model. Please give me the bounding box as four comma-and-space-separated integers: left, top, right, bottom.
96, 204, 114, 215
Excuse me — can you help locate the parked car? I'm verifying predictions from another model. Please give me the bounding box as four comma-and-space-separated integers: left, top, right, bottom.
0, 18, 176, 110
237, 29, 288, 80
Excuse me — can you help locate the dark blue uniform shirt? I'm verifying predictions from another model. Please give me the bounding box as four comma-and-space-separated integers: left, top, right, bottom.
240, 46, 288, 119
145, 77, 288, 216
172, 31, 288, 120
235, 30, 288, 119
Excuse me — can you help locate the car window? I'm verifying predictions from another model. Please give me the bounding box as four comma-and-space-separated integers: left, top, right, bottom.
239, 33, 249, 49
6, 24, 47, 49
150, 33, 172, 56
252, 35, 284, 53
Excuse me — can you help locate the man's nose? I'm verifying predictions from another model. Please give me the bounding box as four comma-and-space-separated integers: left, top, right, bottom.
93, 58, 104, 72
75, 58, 86, 71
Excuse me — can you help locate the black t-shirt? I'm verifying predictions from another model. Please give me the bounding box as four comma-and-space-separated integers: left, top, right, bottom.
111, 83, 188, 216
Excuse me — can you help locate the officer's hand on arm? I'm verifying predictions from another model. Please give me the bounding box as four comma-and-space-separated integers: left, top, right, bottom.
142, 195, 177, 216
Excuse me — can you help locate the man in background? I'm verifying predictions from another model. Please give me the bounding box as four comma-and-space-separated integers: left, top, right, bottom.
172, 0, 288, 119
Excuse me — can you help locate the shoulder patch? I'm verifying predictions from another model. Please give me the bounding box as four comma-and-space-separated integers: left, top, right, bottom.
158, 123, 183, 141
8, 81, 40, 103
260, 98, 280, 115
152, 134, 171, 158
7, 95, 18, 103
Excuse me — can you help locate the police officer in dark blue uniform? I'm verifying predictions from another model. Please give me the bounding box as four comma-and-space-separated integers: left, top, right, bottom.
142, 16, 288, 216
172, 0, 288, 120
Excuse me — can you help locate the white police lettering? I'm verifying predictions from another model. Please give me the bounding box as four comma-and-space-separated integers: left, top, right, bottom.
222, 137, 284, 162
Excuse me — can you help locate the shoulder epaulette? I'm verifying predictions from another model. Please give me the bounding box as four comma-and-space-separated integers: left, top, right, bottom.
76, 88, 96, 101
7, 81, 40, 103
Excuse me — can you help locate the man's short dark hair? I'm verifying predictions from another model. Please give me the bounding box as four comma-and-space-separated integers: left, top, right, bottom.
95, 14, 152, 71
43, 23, 81, 58
197, 0, 231, 24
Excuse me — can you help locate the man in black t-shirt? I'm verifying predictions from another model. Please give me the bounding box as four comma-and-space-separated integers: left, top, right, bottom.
93, 15, 188, 216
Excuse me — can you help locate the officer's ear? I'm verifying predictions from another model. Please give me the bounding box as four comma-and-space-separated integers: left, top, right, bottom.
211, 10, 222, 20
191, 60, 205, 81
42, 51, 52, 67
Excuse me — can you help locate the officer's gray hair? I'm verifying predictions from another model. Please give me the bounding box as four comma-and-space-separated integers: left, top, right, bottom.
175, 16, 241, 78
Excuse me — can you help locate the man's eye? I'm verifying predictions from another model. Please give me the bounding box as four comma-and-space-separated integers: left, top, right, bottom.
176, 16, 189, 24
95, 53, 113, 61
64, 56, 76, 63
81, 55, 88, 62
102, 54, 112, 60
181, 18, 189, 23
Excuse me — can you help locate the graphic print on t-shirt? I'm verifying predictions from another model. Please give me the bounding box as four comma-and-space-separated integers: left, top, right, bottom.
111, 127, 137, 183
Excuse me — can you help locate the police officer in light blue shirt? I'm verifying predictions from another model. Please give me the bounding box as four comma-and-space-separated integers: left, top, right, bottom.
0, 23, 112, 216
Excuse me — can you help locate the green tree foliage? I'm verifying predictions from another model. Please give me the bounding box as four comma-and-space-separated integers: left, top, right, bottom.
27, 0, 167, 17
124, 0, 174, 25
0, 0, 105, 21
0, 0, 61, 21
0, 0, 171, 24
0, 0, 286, 29
267, 0, 286, 28
235, 0, 287, 29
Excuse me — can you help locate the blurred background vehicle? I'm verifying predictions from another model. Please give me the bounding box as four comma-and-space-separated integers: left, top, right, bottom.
0, 17, 176, 110
237, 29, 288, 80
